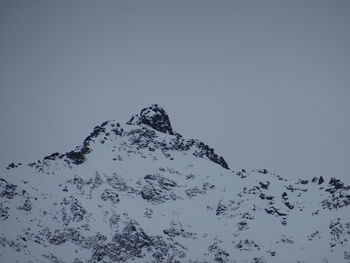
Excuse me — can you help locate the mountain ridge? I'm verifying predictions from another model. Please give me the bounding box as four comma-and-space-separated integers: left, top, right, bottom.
1, 105, 349, 263
6, 104, 228, 172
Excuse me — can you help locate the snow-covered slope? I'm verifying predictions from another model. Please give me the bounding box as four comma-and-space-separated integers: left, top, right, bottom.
1, 104, 349, 263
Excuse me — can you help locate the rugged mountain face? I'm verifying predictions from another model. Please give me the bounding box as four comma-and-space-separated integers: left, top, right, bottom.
1, 104, 349, 263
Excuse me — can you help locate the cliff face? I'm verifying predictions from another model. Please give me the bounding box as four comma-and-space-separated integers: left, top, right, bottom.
1, 105, 349, 263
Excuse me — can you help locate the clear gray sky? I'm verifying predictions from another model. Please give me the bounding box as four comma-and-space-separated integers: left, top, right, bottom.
1, 1, 350, 182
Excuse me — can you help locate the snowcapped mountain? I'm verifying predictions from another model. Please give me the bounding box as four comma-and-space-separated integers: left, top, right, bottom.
1, 104, 349, 263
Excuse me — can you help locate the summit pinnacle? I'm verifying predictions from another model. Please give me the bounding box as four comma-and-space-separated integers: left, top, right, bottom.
127, 104, 175, 135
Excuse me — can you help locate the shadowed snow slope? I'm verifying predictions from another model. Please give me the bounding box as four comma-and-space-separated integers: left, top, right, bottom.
0, 105, 349, 263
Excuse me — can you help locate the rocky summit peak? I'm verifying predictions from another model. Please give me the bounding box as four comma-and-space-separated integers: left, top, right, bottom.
127, 104, 175, 135
2, 106, 350, 263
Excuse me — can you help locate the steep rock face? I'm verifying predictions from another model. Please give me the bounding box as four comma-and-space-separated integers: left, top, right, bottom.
1, 105, 350, 263
127, 104, 175, 135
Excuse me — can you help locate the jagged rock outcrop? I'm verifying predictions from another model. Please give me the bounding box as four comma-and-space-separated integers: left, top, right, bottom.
127, 104, 175, 135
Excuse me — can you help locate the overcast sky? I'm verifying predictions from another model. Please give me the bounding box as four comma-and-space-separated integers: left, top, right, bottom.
1, 0, 349, 183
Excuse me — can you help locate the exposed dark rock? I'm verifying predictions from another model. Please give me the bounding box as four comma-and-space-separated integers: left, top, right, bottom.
65, 150, 87, 165
208, 241, 230, 263
279, 235, 294, 244
5, 162, 22, 169
127, 104, 175, 135
140, 184, 177, 203
141, 185, 161, 202
322, 193, 350, 210
0, 178, 17, 199
186, 187, 206, 198
242, 212, 254, 220
268, 251, 276, 257
17, 197, 32, 211
0, 203, 9, 220
62, 121, 115, 166
281, 217, 287, 226
106, 173, 138, 194
126, 127, 157, 149
193, 141, 229, 170
283, 201, 294, 210
49, 230, 68, 245
235, 239, 260, 251
259, 193, 274, 201
107, 215, 120, 230
252, 257, 267, 263
236, 170, 248, 178
322, 178, 350, 210
237, 220, 249, 231
43, 253, 64, 263
216, 201, 227, 216
83, 121, 108, 146
326, 178, 350, 194
64, 173, 103, 196
329, 218, 350, 248
318, 176, 325, 185
141, 174, 178, 203
44, 152, 61, 161
61, 196, 86, 224
265, 207, 287, 217
93, 220, 184, 262
258, 169, 268, 174
163, 221, 197, 239
307, 231, 320, 241
243, 186, 261, 195
101, 189, 119, 204
6, 163, 15, 169
259, 181, 270, 189
144, 174, 177, 189
144, 208, 153, 218
281, 192, 288, 200
281, 192, 294, 209
285, 185, 308, 193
